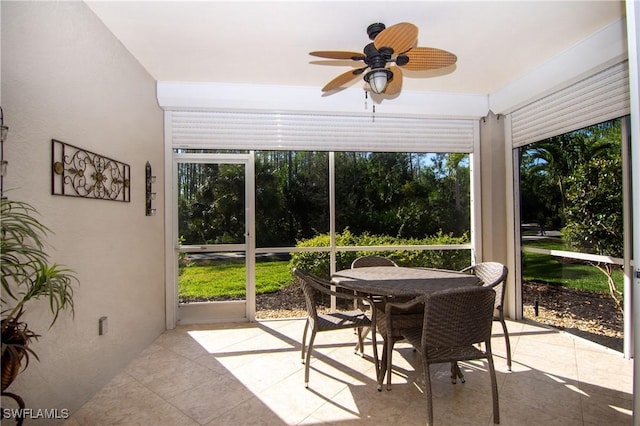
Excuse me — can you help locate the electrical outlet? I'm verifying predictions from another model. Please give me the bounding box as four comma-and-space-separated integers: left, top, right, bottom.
99, 316, 108, 335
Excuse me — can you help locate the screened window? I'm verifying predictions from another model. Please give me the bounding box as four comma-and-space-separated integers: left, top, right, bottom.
335, 152, 470, 241
518, 118, 625, 350
519, 119, 623, 258
178, 162, 245, 246
255, 151, 329, 247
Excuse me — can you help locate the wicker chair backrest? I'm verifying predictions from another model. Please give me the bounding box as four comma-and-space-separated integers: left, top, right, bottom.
294, 268, 320, 320
422, 286, 496, 349
462, 262, 507, 310
293, 268, 365, 316
351, 256, 398, 268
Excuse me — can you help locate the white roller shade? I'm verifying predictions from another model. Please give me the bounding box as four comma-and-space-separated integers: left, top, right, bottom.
511, 61, 630, 147
169, 111, 476, 153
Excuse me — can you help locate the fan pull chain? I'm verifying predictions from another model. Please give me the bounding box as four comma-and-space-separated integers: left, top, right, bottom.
364, 90, 376, 122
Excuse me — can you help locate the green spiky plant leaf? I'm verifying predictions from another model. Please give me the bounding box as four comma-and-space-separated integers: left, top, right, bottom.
1, 198, 78, 391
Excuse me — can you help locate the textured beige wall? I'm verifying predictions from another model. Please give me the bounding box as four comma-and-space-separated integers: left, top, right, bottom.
1, 1, 165, 417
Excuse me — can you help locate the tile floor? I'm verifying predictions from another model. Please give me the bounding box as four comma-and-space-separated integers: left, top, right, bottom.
66, 319, 633, 425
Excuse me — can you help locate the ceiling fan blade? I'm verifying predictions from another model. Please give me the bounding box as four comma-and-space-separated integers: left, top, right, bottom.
310, 50, 366, 61
322, 67, 366, 92
401, 47, 457, 71
384, 66, 403, 95
374, 22, 418, 55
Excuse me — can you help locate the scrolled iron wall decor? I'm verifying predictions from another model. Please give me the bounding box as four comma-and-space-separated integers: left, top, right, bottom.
52, 139, 130, 202
145, 161, 156, 216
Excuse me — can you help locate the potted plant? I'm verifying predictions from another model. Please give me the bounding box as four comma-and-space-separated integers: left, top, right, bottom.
1, 198, 78, 392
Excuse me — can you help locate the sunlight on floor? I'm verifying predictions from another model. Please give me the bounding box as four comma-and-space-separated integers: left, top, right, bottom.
66, 319, 633, 425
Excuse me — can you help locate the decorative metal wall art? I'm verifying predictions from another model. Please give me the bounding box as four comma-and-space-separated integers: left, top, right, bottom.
1, 106, 9, 200
145, 161, 156, 216
52, 139, 130, 202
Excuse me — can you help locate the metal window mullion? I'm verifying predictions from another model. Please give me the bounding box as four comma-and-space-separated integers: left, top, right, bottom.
166, 109, 178, 329
470, 120, 481, 265
622, 117, 633, 358
329, 151, 337, 311
246, 151, 256, 322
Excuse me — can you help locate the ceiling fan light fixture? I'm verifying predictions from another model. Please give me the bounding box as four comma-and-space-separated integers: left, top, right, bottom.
311, 22, 457, 96
364, 68, 392, 94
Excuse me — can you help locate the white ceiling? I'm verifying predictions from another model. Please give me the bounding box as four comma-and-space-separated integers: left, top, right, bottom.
86, 1, 626, 97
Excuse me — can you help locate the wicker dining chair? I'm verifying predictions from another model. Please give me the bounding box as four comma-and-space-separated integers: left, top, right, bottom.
460, 262, 510, 371
350, 255, 398, 307
375, 296, 424, 390
351, 255, 398, 268
393, 286, 500, 425
293, 268, 375, 388
351, 254, 413, 386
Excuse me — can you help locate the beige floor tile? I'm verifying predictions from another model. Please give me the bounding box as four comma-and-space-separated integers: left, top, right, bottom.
510, 350, 580, 381
580, 391, 633, 425
153, 329, 216, 360
124, 347, 223, 399
182, 323, 266, 354
497, 399, 584, 426
517, 327, 578, 349
204, 396, 287, 425
190, 352, 235, 376
310, 382, 415, 424
500, 370, 584, 420
68, 375, 198, 426
166, 376, 255, 425
68, 318, 633, 425
225, 351, 302, 393
254, 375, 337, 424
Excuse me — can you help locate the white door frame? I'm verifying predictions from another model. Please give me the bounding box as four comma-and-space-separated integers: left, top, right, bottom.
166, 152, 255, 327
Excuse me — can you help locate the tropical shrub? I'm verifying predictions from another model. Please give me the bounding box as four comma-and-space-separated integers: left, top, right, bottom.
290, 229, 470, 279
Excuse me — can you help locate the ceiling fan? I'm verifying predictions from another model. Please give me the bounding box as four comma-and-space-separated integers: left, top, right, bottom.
310, 22, 457, 96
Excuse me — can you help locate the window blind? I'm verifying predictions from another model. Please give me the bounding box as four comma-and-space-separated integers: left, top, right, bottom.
169, 111, 476, 153
511, 61, 630, 147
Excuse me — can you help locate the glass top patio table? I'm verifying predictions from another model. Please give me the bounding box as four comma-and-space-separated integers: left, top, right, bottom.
331, 266, 482, 297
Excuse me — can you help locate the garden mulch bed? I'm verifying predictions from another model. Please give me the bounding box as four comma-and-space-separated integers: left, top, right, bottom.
256, 280, 624, 352
522, 282, 623, 352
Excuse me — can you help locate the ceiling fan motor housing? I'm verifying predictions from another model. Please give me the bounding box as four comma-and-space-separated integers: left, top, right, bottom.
363, 42, 394, 91
367, 23, 386, 40
363, 43, 393, 69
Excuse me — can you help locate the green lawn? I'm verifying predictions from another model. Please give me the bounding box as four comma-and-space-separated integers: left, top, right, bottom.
522, 237, 623, 293
178, 241, 624, 300
179, 260, 291, 300
522, 237, 567, 250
